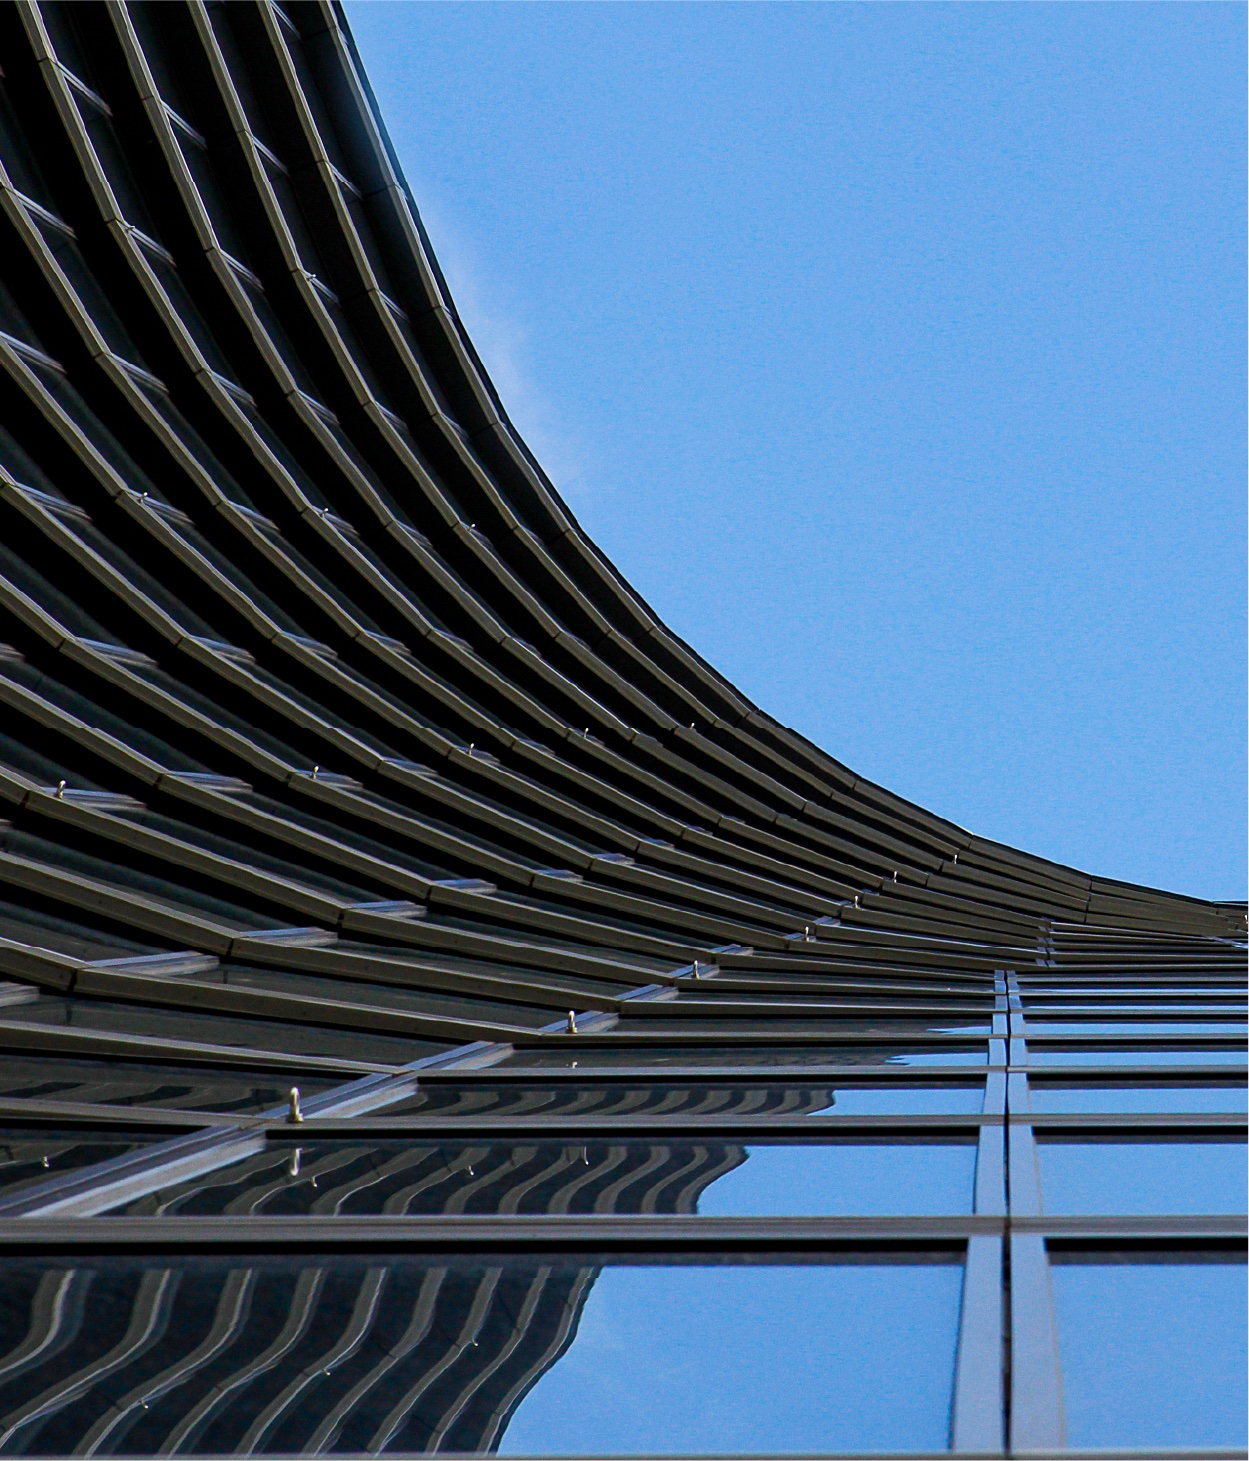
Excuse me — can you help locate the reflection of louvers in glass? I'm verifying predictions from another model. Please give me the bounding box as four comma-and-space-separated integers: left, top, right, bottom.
0, 1144, 750, 1449
0, 1257, 600, 1454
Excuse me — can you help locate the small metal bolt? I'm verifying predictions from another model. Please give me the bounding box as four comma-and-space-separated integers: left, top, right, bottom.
55, 780, 66, 799
311, 766, 320, 780
287, 1087, 304, 1124
566, 1010, 577, 1034
691, 959, 700, 980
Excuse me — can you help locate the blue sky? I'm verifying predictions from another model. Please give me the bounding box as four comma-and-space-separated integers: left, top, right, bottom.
346, 1, 1245, 900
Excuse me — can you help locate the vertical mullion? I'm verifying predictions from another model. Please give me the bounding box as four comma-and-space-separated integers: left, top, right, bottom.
951, 1234, 1005, 1453
1007, 1069, 1029, 1114
1008, 1122, 1042, 1215
974, 1124, 1006, 1216
1003, 970, 1068, 1452
1009, 1233, 1066, 1450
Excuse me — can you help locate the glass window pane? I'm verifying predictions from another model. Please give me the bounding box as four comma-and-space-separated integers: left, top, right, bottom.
1027, 1081, 1247, 1114
1024, 1021, 1247, 1035
502, 1257, 964, 1454
1051, 1250, 1248, 1448
615, 1018, 994, 1035
1024, 999, 1247, 1011
0, 1253, 965, 1454
694, 1141, 977, 1215
390, 1079, 986, 1117
1028, 1046, 1246, 1066
0, 1128, 153, 1196
500, 1044, 987, 1068
1037, 1136, 1247, 1214
0, 1053, 342, 1113
811, 1083, 986, 1114
114, 1137, 979, 1216
6, 994, 449, 1066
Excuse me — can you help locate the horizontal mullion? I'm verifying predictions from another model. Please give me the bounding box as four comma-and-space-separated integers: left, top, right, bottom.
0, 1212, 1001, 1249
284, 1114, 997, 1138
1012, 1214, 1247, 1239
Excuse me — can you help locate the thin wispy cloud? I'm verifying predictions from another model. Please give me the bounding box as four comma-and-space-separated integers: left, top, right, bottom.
416, 202, 596, 510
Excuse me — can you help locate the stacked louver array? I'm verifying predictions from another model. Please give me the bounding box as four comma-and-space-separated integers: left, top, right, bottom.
0, 2, 1242, 1456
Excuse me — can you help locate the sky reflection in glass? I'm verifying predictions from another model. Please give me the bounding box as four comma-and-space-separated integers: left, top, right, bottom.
1052, 1257, 1248, 1448
1028, 1048, 1246, 1066
698, 1142, 976, 1215
1028, 1083, 1247, 1114
501, 1260, 963, 1454
1025, 1021, 1246, 1035
1038, 1139, 1246, 1214
811, 1084, 985, 1114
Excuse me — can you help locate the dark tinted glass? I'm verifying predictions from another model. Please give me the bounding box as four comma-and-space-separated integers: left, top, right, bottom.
0, 1053, 341, 1113
500, 1045, 987, 1068
113, 1137, 978, 1216
1051, 1250, 1248, 1448
0, 1128, 152, 1196
4, 995, 449, 1066
1037, 1136, 1247, 1214
0, 1252, 964, 1454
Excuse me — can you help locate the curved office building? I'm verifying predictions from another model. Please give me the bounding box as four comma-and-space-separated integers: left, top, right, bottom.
0, 2, 1242, 1455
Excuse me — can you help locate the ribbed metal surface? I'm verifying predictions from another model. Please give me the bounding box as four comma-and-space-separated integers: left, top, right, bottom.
0, 3, 1242, 1456
0, 0, 1238, 1080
